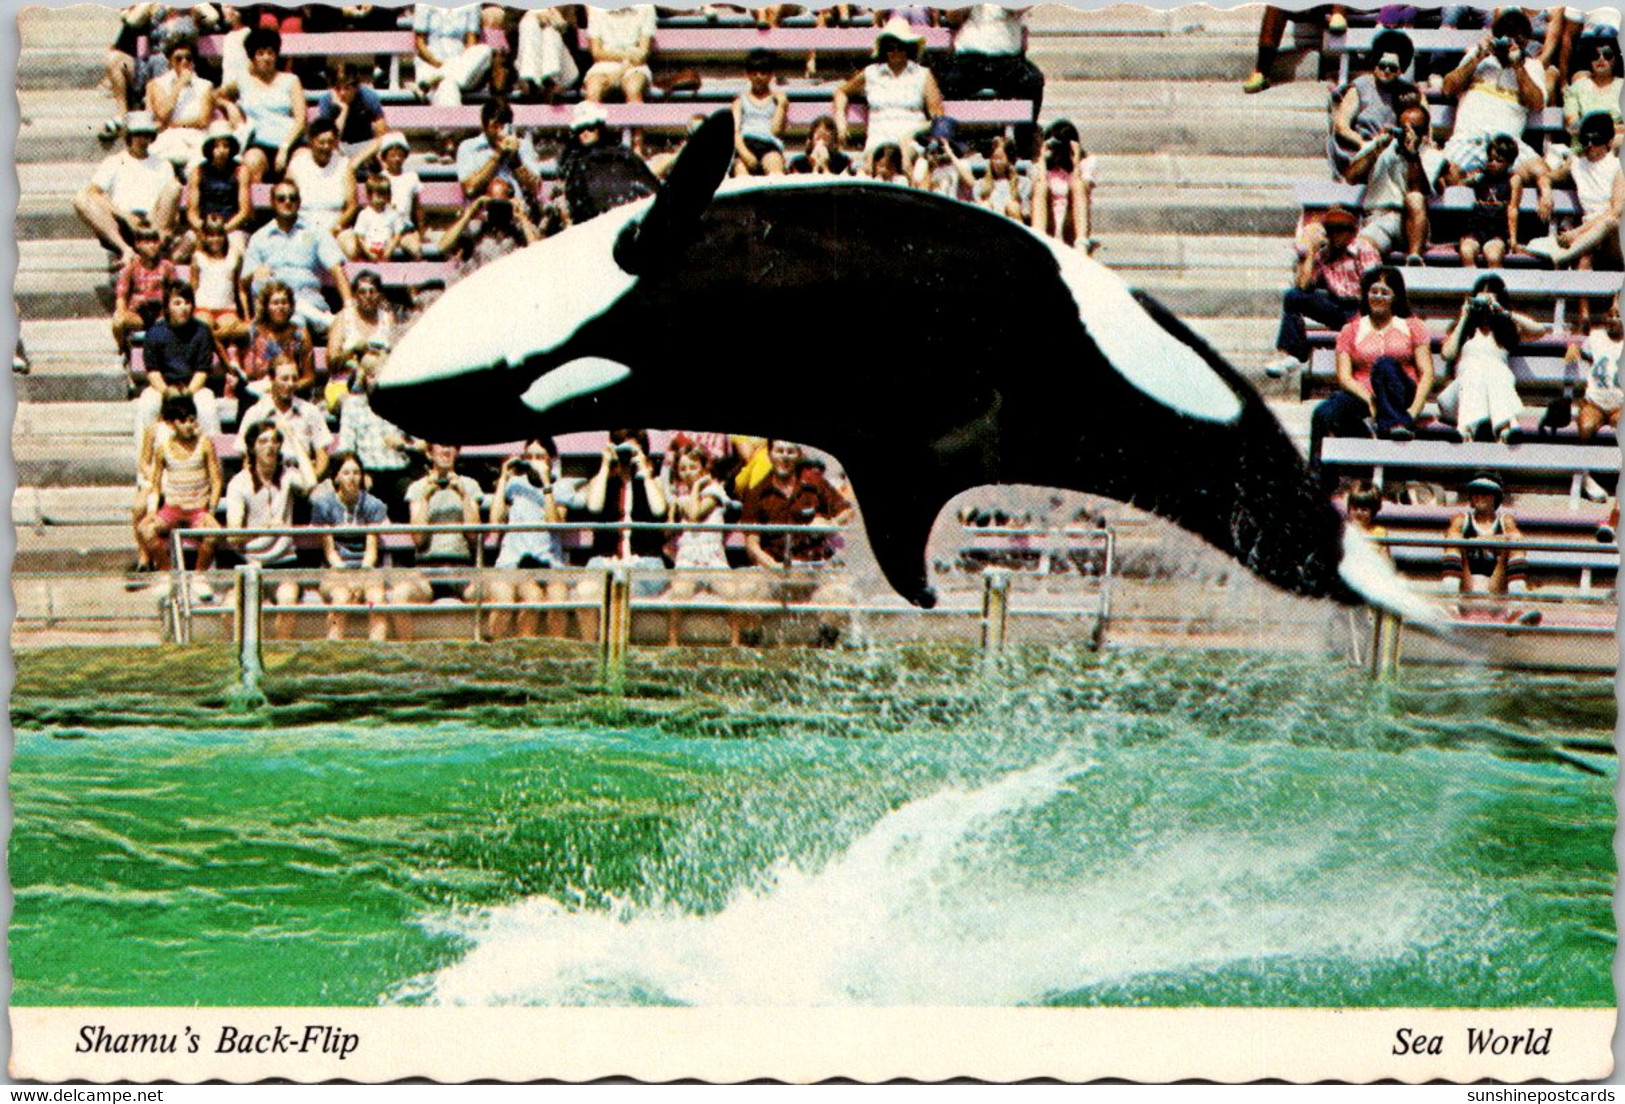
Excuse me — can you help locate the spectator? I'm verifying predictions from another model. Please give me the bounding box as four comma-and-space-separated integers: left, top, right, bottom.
1437, 274, 1549, 443
732, 50, 789, 176
285, 119, 358, 236
556, 102, 660, 226
475, 438, 582, 639
413, 3, 494, 107
664, 445, 742, 643
1439, 10, 1555, 220
104, 4, 214, 135
241, 281, 317, 400
455, 97, 543, 202
336, 348, 422, 521
437, 178, 542, 276
573, 430, 669, 636
339, 174, 421, 261
390, 444, 485, 640
1328, 29, 1420, 177
75, 111, 181, 264
145, 37, 219, 171
787, 114, 853, 176
112, 225, 180, 370
1344, 104, 1442, 265
583, 4, 656, 104
222, 27, 306, 186
315, 62, 388, 160
1568, 300, 1623, 499
742, 439, 854, 570
189, 213, 246, 352
326, 270, 395, 391
1263, 206, 1380, 379
1311, 267, 1436, 486
913, 121, 976, 197
835, 18, 945, 174
224, 419, 316, 638
311, 451, 390, 641
1243, 6, 1348, 95
133, 281, 222, 450
1553, 10, 1622, 96
514, 7, 583, 103
935, 5, 1044, 155
1031, 118, 1095, 250
183, 123, 251, 246
135, 392, 222, 602
974, 134, 1030, 220
1442, 473, 1541, 624
241, 181, 352, 334
1345, 480, 1388, 542
1563, 36, 1623, 147
1459, 132, 1523, 268
238, 354, 333, 480
372, 133, 425, 236
1528, 111, 1624, 271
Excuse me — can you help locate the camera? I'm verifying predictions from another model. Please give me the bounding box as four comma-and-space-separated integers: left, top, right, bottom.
435, 474, 451, 489
1491, 35, 1514, 58
613, 441, 638, 461
1044, 137, 1073, 172
484, 198, 512, 222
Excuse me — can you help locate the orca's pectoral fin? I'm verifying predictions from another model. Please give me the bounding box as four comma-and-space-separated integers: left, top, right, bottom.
613, 110, 735, 275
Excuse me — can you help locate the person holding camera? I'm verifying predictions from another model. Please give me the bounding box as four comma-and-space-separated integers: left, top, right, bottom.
391, 444, 486, 640
1439, 9, 1554, 221
474, 438, 582, 640
1344, 105, 1444, 265
455, 98, 543, 202
1436, 274, 1549, 443
438, 178, 543, 277
1031, 118, 1095, 252
573, 430, 671, 636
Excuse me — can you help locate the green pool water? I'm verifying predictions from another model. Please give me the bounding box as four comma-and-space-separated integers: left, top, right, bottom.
9, 643, 1616, 1007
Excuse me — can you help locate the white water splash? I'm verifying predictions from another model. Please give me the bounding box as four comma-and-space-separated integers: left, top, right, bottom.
407, 755, 1474, 1007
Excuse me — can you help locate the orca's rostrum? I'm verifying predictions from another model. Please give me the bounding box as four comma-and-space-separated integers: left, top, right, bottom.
376, 111, 1434, 622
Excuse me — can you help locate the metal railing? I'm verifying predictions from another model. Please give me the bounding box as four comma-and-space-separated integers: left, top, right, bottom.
166, 519, 1117, 675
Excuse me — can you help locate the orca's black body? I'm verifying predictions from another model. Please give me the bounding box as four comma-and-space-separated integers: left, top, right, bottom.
377, 113, 1404, 614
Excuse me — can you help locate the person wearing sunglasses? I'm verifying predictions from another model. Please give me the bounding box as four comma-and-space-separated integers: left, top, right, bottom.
240, 181, 352, 335
1329, 29, 1419, 177
1563, 38, 1622, 151
144, 37, 223, 170
1527, 111, 1623, 277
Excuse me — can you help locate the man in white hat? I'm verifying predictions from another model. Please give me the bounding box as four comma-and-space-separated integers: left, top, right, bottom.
74, 111, 182, 263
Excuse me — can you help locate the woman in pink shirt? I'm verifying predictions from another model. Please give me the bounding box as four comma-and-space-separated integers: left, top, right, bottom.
1310, 266, 1435, 486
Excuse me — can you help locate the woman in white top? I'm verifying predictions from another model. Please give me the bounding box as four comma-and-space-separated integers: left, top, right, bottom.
833, 18, 944, 174
325, 271, 395, 401
1532, 111, 1625, 272
145, 38, 220, 169
1437, 274, 1549, 443
222, 26, 305, 185
225, 419, 315, 637
190, 213, 246, 344
285, 119, 357, 236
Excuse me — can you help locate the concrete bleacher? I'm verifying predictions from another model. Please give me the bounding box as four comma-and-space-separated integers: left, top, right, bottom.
18, 4, 1551, 640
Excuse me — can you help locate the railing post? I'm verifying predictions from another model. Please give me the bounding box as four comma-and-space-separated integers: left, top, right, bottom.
600, 560, 632, 683
1370, 608, 1403, 681
226, 563, 269, 712
170, 528, 191, 644
981, 566, 1011, 654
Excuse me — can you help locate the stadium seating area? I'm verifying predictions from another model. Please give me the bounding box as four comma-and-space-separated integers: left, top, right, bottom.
13, 4, 1619, 647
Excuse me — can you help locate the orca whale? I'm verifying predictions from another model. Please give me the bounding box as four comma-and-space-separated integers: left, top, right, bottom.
376, 112, 1434, 621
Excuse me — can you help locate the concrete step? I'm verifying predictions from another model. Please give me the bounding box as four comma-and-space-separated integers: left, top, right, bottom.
1095, 186, 1297, 236
14, 526, 139, 572
1102, 233, 1296, 273
16, 269, 111, 320
1048, 78, 1330, 115
1127, 270, 1284, 318
19, 236, 112, 273
1044, 109, 1322, 156
16, 401, 132, 440
17, 46, 109, 92
19, 5, 123, 50
14, 485, 134, 527
14, 573, 166, 620
15, 438, 135, 487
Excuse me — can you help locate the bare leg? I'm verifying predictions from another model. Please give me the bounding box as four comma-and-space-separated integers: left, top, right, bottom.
75, 187, 136, 260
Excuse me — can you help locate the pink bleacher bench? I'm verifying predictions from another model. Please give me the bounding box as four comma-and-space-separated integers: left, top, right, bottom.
1296, 181, 1582, 219
1319, 437, 1622, 504
1342, 499, 1616, 532
1306, 348, 1575, 387
376, 98, 1029, 133
340, 260, 455, 287
198, 26, 947, 64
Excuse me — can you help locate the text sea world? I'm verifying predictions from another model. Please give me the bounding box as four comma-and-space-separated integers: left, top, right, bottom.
76, 1024, 360, 1060
1394, 1027, 1555, 1056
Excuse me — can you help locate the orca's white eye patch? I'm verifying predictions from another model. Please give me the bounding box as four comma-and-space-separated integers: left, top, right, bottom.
1048, 246, 1243, 424
382, 202, 646, 392
521, 357, 632, 413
